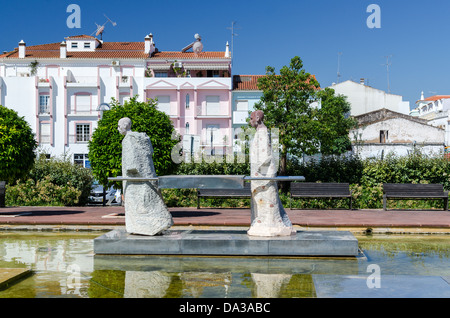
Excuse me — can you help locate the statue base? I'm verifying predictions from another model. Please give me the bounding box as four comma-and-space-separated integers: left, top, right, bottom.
94, 229, 359, 257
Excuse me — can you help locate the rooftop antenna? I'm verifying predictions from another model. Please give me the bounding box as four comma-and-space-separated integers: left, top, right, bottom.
382, 55, 392, 93
337, 52, 342, 83
226, 21, 240, 65
91, 14, 117, 40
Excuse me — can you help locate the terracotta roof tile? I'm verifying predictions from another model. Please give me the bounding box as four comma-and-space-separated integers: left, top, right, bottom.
233, 75, 265, 90
424, 95, 450, 102
233, 74, 319, 90
0, 41, 228, 60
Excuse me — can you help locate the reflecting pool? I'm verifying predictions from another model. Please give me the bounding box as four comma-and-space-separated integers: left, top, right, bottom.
0, 231, 449, 298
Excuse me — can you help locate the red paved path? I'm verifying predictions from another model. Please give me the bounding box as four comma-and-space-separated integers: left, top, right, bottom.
0, 206, 449, 229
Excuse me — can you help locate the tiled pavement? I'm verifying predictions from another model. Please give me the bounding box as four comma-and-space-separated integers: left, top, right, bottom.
0, 205, 449, 232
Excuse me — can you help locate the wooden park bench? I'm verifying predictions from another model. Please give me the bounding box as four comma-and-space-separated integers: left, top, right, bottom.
197, 183, 252, 209
382, 183, 449, 211
290, 182, 353, 210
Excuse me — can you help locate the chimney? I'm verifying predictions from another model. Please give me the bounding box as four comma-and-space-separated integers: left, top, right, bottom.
145, 33, 155, 55
18, 40, 26, 58
360, 78, 365, 85
60, 41, 67, 59
225, 41, 230, 58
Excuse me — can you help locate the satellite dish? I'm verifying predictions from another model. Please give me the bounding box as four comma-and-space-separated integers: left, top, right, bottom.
95, 25, 105, 37
181, 34, 203, 53
91, 15, 117, 40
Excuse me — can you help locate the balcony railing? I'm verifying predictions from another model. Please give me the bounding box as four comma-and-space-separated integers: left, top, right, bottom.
68, 134, 92, 143
66, 76, 98, 87
39, 105, 50, 115
39, 135, 51, 144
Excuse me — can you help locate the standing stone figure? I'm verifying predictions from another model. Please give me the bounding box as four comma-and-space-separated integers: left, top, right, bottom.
247, 110, 295, 237
118, 117, 173, 235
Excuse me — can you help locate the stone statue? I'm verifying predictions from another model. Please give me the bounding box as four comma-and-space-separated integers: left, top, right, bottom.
247, 110, 295, 237
118, 117, 173, 236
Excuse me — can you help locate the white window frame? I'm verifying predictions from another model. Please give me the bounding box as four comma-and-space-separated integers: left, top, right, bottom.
76, 123, 91, 143
39, 95, 50, 114
236, 100, 248, 111
156, 95, 171, 115
206, 95, 220, 116
39, 122, 51, 144
74, 154, 89, 167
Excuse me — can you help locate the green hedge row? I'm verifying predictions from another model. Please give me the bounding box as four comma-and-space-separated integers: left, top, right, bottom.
5, 150, 450, 209
163, 152, 450, 210
5, 155, 93, 206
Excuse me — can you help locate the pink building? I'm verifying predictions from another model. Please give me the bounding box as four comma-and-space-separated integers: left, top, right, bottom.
0, 33, 232, 163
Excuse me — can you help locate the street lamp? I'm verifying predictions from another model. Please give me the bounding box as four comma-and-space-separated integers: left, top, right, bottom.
96, 103, 110, 119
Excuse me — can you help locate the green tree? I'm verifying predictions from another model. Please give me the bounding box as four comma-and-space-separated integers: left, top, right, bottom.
255, 56, 320, 176
88, 97, 179, 187
255, 56, 354, 176
316, 87, 355, 155
0, 105, 37, 184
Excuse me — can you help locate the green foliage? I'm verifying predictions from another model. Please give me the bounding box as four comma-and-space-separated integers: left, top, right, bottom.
167, 151, 450, 210
255, 56, 320, 162
88, 96, 179, 187
6, 177, 82, 206
254, 57, 354, 179
360, 151, 450, 189
0, 105, 37, 184
286, 155, 363, 184
315, 88, 356, 155
176, 156, 250, 176
5, 155, 93, 206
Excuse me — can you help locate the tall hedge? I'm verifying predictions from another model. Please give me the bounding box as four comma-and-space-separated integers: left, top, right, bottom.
88, 97, 179, 187
0, 105, 37, 184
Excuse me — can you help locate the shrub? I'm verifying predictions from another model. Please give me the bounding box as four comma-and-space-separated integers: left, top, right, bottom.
5, 155, 93, 206
6, 176, 82, 206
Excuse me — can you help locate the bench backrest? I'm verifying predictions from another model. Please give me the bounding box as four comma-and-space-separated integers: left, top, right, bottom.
383, 183, 445, 195
198, 183, 251, 196
290, 183, 350, 195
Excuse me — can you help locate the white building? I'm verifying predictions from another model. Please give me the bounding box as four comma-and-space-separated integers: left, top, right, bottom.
329, 80, 410, 116
410, 93, 450, 146
351, 108, 445, 159
0, 34, 232, 166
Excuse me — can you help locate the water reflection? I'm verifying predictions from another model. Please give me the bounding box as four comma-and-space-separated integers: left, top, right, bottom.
90, 254, 359, 298
0, 232, 449, 298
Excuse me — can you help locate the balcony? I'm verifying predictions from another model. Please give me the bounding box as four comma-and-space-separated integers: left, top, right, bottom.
37, 77, 51, 87
66, 76, 99, 88
68, 134, 92, 144
118, 76, 132, 88
39, 105, 51, 115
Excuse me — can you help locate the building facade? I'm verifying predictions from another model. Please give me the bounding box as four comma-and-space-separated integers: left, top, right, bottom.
410, 93, 450, 146
329, 80, 410, 117
231, 75, 263, 152
351, 108, 445, 159
0, 34, 232, 165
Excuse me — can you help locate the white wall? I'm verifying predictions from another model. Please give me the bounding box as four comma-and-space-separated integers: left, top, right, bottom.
351, 117, 445, 159
330, 80, 410, 116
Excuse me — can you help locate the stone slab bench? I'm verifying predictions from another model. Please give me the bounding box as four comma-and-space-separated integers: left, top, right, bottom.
383, 183, 449, 211
290, 182, 352, 210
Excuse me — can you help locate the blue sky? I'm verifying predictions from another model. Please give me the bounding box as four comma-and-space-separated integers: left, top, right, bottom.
1, 0, 449, 108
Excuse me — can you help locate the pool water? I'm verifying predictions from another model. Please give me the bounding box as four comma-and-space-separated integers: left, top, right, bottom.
0, 231, 449, 298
